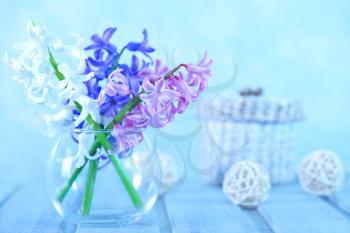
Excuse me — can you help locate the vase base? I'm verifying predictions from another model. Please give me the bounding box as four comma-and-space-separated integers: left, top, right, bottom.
61, 210, 148, 227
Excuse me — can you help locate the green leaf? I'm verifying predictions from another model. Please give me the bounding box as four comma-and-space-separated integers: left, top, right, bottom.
73, 101, 83, 112
48, 48, 65, 81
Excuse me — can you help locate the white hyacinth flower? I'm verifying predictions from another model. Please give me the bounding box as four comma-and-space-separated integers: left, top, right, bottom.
3, 51, 34, 85
75, 95, 101, 126
26, 21, 46, 40
75, 132, 102, 168
4, 21, 60, 104
57, 63, 93, 101
51, 33, 87, 72
4, 21, 96, 136
42, 109, 74, 137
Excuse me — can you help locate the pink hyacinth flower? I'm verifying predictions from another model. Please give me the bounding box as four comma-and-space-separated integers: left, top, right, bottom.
137, 59, 168, 82
168, 72, 196, 113
140, 77, 180, 128
183, 51, 213, 99
111, 124, 144, 153
97, 69, 130, 105
123, 103, 150, 129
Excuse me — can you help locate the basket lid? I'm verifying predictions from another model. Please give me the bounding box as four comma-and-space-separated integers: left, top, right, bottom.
198, 88, 304, 123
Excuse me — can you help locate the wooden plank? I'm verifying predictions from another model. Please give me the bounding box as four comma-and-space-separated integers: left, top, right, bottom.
323, 175, 350, 217
163, 176, 269, 233
154, 197, 172, 233
0, 184, 46, 233
0, 182, 20, 207
243, 209, 274, 233
0, 170, 23, 206
30, 203, 77, 233
257, 183, 350, 233
75, 201, 161, 233
77, 225, 160, 233
0, 181, 77, 233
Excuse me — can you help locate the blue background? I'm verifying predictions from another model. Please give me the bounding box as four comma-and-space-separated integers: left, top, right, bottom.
0, 0, 349, 180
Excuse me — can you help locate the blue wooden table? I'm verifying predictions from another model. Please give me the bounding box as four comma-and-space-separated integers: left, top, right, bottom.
1, 173, 349, 233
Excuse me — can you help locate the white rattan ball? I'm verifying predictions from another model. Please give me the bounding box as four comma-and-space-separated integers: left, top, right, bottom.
223, 160, 271, 208
299, 150, 345, 196
159, 153, 179, 194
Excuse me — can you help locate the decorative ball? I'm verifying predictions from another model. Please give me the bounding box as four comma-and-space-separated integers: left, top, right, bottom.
223, 160, 271, 208
159, 153, 179, 194
298, 150, 345, 196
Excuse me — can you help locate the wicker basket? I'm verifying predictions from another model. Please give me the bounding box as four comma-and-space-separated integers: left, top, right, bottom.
197, 95, 303, 185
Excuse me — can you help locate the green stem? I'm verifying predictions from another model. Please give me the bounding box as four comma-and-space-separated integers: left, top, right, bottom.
55, 63, 184, 203
51, 49, 183, 209
81, 158, 100, 215
111, 47, 126, 71
104, 64, 183, 130
91, 128, 143, 209
164, 64, 183, 79
49, 49, 137, 208
106, 95, 142, 129
57, 160, 86, 202
108, 154, 143, 208
86, 115, 143, 209
48, 48, 65, 81
56, 139, 100, 202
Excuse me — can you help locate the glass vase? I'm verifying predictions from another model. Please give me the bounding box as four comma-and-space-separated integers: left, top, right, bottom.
46, 129, 161, 226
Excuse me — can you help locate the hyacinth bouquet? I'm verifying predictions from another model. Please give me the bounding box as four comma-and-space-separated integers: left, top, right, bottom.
4, 21, 212, 219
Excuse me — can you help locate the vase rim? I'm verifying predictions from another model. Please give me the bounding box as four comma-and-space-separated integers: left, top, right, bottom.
60, 127, 143, 134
